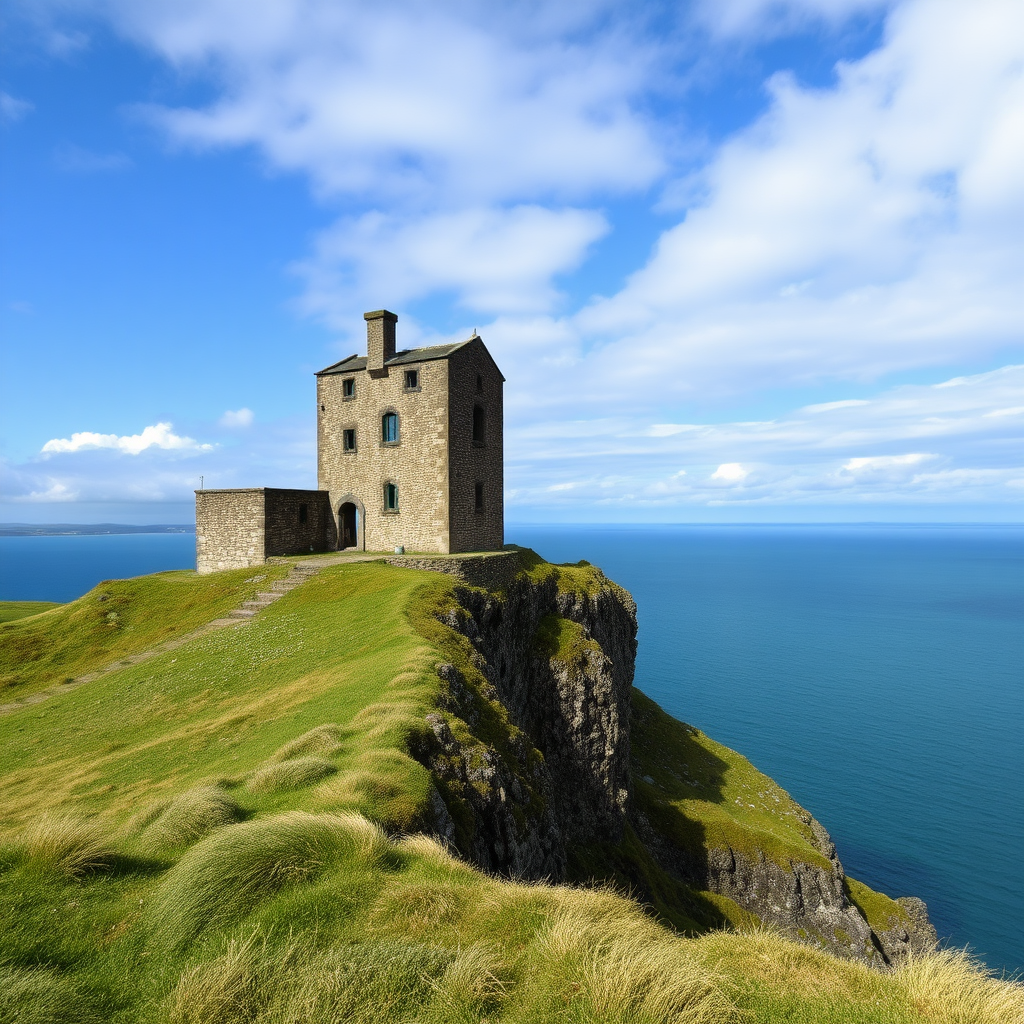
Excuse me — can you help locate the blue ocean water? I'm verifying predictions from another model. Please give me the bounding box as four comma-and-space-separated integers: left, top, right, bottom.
0, 533, 196, 602
0, 525, 1020, 973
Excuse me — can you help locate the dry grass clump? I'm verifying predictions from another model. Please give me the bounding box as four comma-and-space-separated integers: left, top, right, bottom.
521, 894, 736, 1024
246, 756, 338, 794
267, 724, 344, 762
140, 785, 245, 851
896, 948, 1024, 1024
0, 963, 103, 1024
18, 814, 119, 878
149, 811, 391, 948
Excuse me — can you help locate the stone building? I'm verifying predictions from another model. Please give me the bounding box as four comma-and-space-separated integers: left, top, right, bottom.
195, 309, 504, 572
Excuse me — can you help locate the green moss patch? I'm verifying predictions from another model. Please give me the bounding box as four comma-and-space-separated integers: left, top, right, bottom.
631, 690, 832, 872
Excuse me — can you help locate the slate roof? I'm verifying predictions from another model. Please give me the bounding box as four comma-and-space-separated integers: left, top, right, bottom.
316, 340, 472, 376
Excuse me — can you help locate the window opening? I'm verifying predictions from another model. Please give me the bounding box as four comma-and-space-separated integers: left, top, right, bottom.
343, 378, 355, 398
404, 369, 418, 390
472, 404, 486, 445
343, 428, 356, 452
320, 403, 325, 412
299, 503, 308, 524
382, 412, 399, 444
476, 373, 483, 391
384, 482, 399, 511
474, 482, 484, 512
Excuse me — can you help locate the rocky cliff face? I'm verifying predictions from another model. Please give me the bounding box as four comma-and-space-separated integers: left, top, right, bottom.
409, 554, 935, 967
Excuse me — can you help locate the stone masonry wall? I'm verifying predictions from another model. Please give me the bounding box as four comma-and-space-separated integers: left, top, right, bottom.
196, 489, 265, 573
447, 339, 504, 553
317, 358, 451, 553
264, 488, 333, 557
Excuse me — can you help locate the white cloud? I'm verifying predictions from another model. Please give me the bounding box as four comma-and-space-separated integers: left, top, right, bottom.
841, 453, 934, 472
712, 462, 749, 482
0, 91, 33, 125
564, 0, 1024, 402
296, 205, 608, 325
219, 407, 254, 428
503, 364, 1024, 509
116, 0, 662, 203
41, 422, 211, 455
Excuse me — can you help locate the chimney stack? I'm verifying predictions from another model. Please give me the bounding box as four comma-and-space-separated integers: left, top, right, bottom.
365, 309, 398, 372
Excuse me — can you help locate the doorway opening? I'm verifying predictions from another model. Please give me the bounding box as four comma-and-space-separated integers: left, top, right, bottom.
339, 502, 359, 549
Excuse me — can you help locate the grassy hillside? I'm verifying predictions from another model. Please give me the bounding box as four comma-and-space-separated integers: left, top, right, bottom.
0, 560, 1019, 1023
0, 601, 62, 624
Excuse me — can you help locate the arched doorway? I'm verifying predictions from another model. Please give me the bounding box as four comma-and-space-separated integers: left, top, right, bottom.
339, 502, 358, 549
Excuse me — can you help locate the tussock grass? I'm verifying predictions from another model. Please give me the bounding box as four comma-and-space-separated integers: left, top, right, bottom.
897, 949, 1024, 1024
267, 723, 344, 762
522, 896, 736, 1024
245, 756, 338, 794
149, 811, 391, 948
140, 785, 245, 851
19, 814, 119, 877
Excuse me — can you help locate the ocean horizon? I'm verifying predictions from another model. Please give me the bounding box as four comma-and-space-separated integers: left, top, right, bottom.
1, 522, 1021, 974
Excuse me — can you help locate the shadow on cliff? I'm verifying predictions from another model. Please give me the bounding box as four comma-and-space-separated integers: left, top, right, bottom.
566, 688, 736, 936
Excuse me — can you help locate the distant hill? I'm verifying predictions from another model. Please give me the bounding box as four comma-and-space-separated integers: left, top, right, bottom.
0, 523, 195, 536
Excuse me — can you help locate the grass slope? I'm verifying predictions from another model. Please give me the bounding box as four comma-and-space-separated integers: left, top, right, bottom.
0, 601, 62, 624
0, 560, 1019, 1024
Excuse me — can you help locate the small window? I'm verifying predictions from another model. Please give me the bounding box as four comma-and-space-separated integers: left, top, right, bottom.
342, 378, 355, 399
320, 403, 325, 412
382, 412, 399, 444
474, 482, 484, 512
343, 428, 356, 452
476, 373, 483, 392
384, 482, 399, 511
404, 369, 419, 390
299, 503, 308, 524
472, 404, 486, 445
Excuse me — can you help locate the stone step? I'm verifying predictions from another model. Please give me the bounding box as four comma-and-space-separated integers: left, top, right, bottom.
229, 608, 257, 618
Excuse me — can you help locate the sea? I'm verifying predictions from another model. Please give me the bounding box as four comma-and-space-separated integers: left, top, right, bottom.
1, 523, 1021, 975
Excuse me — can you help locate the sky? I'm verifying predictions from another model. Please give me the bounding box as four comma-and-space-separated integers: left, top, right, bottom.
1, 0, 1022, 525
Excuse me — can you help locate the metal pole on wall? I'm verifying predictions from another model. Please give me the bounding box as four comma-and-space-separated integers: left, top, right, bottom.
200, 476, 204, 490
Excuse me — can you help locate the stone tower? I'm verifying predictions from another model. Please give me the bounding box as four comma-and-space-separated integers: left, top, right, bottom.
315, 310, 504, 553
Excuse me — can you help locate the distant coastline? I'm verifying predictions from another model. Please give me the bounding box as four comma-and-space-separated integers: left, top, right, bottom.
0, 523, 195, 537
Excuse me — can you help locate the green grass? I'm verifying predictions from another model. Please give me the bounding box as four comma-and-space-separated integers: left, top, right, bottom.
0, 566, 293, 699
0, 557, 1019, 1023
0, 601, 61, 624
631, 689, 833, 872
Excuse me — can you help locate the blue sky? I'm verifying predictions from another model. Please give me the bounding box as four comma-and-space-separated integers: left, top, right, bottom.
1, 0, 1022, 524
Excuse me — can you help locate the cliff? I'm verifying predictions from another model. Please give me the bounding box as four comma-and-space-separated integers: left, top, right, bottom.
409, 550, 936, 967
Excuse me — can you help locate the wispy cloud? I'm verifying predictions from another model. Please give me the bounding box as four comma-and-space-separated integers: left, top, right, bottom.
54, 143, 133, 173
0, 91, 33, 125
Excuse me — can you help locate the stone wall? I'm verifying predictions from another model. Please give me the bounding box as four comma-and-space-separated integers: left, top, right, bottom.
264, 488, 333, 557
195, 489, 266, 573
196, 487, 332, 572
318, 357, 451, 553
447, 339, 504, 553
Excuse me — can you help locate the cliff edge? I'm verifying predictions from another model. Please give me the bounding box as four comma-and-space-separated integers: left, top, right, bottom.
410, 549, 936, 967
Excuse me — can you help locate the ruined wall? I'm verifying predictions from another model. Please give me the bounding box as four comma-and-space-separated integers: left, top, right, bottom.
263, 488, 332, 557
195, 489, 265, 573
